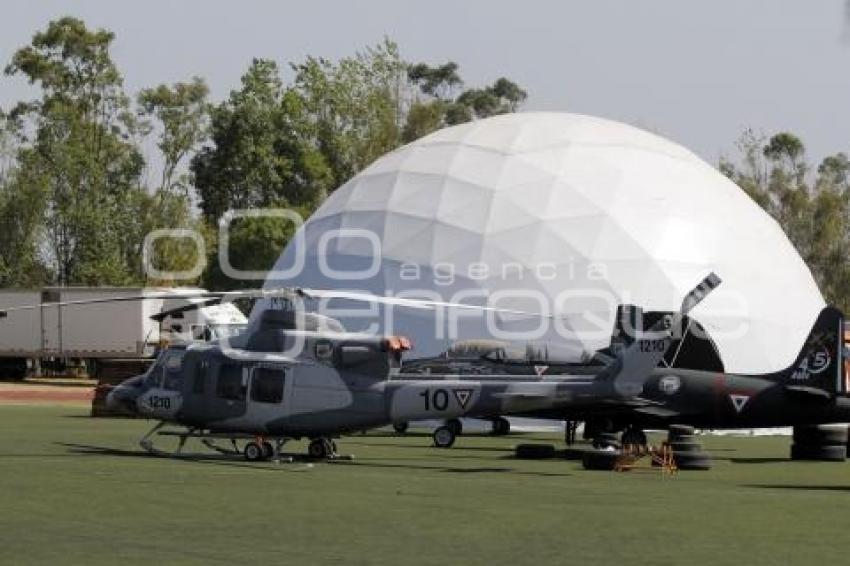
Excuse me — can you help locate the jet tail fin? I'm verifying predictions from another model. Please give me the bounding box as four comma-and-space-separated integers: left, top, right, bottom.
607, 273, 721, 398
773, 306, 845, 398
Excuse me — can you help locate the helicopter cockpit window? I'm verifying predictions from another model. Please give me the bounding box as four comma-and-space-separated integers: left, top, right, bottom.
146, 365, 164, 388
162, 350, 186, 391
216, 363, 245, 401
192, 325, 213, 342
250, 367, 285, 404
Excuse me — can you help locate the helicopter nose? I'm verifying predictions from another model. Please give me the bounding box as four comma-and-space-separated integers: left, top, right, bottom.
106, 384, 140, 415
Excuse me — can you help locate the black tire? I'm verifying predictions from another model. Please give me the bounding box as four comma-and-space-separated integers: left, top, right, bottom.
492, 417, 511, 436
446, 419, 463, 436
392, 422, 409, 434
790, 443, 847, 462
793, 425, 849, 447
668, 424, 696, 440
308, 438, 330, 459
674, 451, 712, 470
582, 449, 620, 471
515, 443, 556, 460
670, 441, 703, 453
593, 432, 621, 450
561, 448, 585, 461
433, 426, 456, 448
261, 442, 274, 460
244, 441, 264, 462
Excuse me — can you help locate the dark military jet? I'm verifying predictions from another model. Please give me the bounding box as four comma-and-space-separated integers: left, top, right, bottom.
400, 305, 849, 446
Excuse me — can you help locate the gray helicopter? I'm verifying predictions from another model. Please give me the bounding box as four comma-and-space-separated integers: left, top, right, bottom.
0, 275, 719, 461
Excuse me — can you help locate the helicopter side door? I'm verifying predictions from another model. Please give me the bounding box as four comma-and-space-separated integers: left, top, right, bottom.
177, 350, 212, 425
240, 365, 291, 433
204, 355, 250, 422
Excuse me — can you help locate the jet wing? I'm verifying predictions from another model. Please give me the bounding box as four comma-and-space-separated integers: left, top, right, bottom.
784, 385, 833, 400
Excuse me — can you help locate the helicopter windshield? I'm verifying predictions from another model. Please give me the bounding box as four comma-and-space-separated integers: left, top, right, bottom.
211, 324, 247, 339
146, 348, 186, 390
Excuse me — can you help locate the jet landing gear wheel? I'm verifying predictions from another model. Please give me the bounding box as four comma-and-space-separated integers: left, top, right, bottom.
244, 442, 264, 462
445, 418, 463, 436
433, 425, 456, 448
393, 422, 409, 434
491, 417, 511, 436
308, 438, 337, 459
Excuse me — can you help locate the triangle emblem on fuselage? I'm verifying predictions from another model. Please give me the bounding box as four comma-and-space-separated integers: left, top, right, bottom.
730, 394, 749, 413
453, 389, 473, 409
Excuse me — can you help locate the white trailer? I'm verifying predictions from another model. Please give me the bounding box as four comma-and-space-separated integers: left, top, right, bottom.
0, 287, 247, 380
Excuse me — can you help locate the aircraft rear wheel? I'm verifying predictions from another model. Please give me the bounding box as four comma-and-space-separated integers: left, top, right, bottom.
244, 442, 264, 462
433, 426, 456, 448
308, 438, 334, 459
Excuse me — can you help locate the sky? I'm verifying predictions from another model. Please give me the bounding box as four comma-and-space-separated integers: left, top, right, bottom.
2, 0, 850, 170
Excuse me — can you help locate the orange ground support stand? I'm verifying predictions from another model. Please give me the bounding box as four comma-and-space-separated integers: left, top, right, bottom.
614, 443, 677, 475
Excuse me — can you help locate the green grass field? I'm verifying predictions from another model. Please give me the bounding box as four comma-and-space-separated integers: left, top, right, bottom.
1, 405, 849, 565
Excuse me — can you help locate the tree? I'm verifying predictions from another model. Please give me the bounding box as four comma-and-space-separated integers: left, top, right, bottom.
203, 206, 308, 290
5, 17, 145, 286
292, 39, 407, 187
407, 62, 462, 98
723, 132, 850, 312
405, 61, 527, 134
191, 59, 333, 222
0, 133, 49, 287
138, 77, 209, 194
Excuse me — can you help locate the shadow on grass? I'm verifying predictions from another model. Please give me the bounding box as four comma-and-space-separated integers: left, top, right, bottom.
724, 457, 793, 464
329, 459, 573, 477
56, 442, 575, 477
343, 440, 515, 453
746, 484, 850, 492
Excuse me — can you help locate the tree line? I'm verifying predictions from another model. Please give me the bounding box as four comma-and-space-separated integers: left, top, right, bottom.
1, 17, 849, 313
0, 17, 527, 290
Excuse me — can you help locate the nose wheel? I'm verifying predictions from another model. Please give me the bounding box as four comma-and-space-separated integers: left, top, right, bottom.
244, 438, 286, 462
432, 425, 457, 448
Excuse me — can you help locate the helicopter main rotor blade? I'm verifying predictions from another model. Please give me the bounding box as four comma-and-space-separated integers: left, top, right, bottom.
296, 288, 562, 319
0, 286, 558, 320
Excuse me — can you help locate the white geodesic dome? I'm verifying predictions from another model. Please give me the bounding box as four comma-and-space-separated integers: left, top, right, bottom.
257, 112, 825, 373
